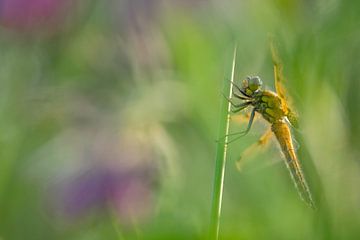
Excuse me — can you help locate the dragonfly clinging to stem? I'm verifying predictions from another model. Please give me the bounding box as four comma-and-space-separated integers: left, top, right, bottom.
227, 42, 316, 209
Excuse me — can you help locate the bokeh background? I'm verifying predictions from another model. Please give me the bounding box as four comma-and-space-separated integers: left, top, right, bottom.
0, 0, 360, 239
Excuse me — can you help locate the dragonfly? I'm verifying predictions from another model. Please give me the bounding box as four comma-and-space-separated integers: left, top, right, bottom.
226, 43, 316, 209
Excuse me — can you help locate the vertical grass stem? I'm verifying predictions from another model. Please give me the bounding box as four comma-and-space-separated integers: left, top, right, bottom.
209, 46, 237, 240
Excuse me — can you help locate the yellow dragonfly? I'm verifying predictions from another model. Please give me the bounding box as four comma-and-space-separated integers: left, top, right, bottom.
227, 43, 315, 209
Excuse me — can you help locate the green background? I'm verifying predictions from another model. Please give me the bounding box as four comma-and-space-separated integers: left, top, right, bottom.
0, 0, 359, 239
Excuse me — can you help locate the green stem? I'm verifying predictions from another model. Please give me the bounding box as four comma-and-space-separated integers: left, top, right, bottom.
209, 46, 237, 240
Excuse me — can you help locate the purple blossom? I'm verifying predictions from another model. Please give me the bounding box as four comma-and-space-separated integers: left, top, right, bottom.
0, 0, 77, 33
49, 164, 157, 224
45, 131, 159, 225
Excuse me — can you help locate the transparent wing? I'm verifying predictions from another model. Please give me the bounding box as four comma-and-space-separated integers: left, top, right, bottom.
235, 127, 273, 171
270, 39, 299, 128
270, 39, 291, 104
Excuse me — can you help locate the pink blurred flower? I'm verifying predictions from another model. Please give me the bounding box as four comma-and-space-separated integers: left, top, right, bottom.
45, 131, 159, 226
0, 0, 78, 33
51, 165, 156, 224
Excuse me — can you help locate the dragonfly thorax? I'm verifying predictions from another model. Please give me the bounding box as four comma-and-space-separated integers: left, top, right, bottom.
252, 90, 286, 124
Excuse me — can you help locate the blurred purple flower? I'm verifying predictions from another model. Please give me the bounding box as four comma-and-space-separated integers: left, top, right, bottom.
46, 131, 159, 225
51, 165, 156, 224
0, 0, 78, 33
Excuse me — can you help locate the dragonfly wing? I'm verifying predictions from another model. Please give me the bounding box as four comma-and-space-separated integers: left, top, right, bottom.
235, 127, 273, 171
270, 40, 299, 128
270, 41, 287, 102
271, 120, 315, 208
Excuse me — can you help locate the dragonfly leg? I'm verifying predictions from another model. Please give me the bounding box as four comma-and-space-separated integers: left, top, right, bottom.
233, 90, 248, 100
230, 81, 251, 98
223, 78, 250, 100
236, 128, 273, 171
231, 111, 259, 124
221, 93, 251, 111
231, 80, 242, 92
226, 108, 256, 144
231, 84, 250, 100
217, 109, 255, 144
231, 102, 251, 113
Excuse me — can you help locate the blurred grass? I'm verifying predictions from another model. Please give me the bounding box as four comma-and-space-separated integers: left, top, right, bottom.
0, 0, 360, 239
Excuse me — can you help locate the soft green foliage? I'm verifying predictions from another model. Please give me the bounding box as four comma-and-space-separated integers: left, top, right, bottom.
1, 0, 360, 239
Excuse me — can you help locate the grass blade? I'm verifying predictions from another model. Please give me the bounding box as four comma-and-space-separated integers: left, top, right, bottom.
209, 46, 237, 240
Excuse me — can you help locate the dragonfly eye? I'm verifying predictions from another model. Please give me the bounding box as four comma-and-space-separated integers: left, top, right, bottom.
248, 76, 262, 91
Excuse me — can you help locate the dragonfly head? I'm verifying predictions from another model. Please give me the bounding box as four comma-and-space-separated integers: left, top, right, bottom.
242, 76, 263, 96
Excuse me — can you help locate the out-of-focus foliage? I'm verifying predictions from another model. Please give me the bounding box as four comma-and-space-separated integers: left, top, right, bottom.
0, 0, 359, 239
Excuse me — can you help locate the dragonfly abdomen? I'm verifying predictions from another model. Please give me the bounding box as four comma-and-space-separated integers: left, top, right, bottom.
271, 120, 316, 208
